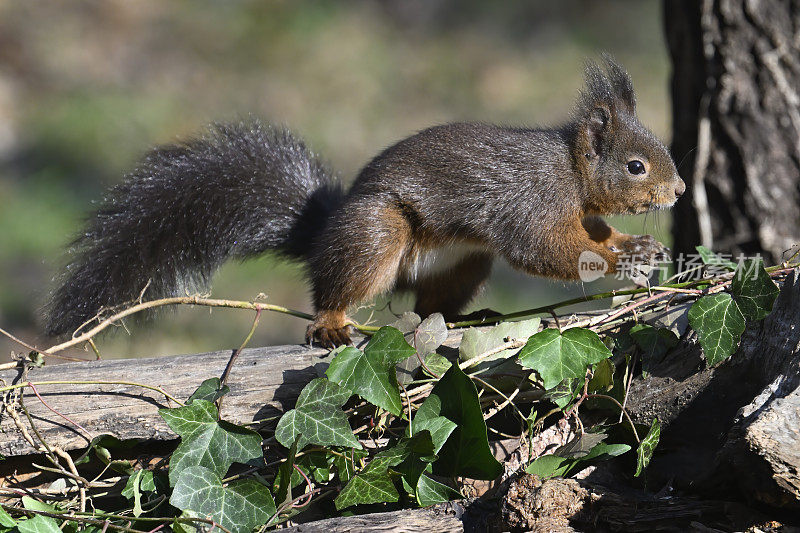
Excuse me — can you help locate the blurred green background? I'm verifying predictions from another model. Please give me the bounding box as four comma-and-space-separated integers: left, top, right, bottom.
0, 0, 672, 361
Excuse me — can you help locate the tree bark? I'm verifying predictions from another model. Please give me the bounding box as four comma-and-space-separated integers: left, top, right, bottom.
664, 0, 800, 264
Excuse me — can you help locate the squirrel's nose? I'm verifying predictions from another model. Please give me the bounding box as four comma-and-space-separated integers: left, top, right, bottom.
674, 175, 686, 198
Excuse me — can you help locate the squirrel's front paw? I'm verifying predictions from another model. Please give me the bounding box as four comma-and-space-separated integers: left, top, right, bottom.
306, 310, 352, 348
615, 234, 670, 264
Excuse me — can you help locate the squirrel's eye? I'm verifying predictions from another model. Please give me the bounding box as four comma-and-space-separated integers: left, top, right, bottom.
627, 160, 646, 175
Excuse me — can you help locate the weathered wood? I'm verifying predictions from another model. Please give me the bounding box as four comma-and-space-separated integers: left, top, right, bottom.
283, 507, 464, 533
715, 269, 800, 508
665, 0, 800, 263
0, 330, 468, 458
0, 342, 331, 456
621, 270, 800, 508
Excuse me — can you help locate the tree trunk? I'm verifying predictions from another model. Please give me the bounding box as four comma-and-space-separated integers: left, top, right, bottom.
664, 0, 800, 265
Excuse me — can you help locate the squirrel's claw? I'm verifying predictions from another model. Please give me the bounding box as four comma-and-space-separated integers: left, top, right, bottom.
305, 323, 352, 349
620, 234, 671, 264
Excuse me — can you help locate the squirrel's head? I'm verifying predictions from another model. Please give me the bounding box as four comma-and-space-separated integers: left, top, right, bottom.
572, 56, 685, 215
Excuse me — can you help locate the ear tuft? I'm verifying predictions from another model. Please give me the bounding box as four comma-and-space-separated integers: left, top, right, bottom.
602, 53, 636, 112
575, 55, 636, 119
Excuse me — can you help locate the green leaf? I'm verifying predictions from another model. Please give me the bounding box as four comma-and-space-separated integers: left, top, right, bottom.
426, 364, 503, 480
275, 378, 361, 450
424, 353, 452, 375
583, 442, 631, 461
696, 245, 738, 271
408, 394, 457, 454
333, 448, 368, 484
555, 432, 608, 459
519, 328, 612, 389
543, 379, 582, 410
159, 400, 263, 485
122, 469, 156, 517
187, 377, 230, 405
0, 507, 17, 528
416, 474, 460, 506
16, 516, 61, 533
688, 294, 746, 365
385, 432, 437, 490
21, 498, 57, 513
525, 454, 573, 479
731, 258, 779, 321
630, 324, 679, 357
335, 456, 399, 510
326, 326, 416, 415
273, 436, 298, 507
629, 324, 679, 374
635, 418, 661, 477
587, 358, 614, 394
525, 440, 631, 480
335, 432, 437, 510
459, 318, 540, 367
171, 466, 275, 533
294, 450, 332, 485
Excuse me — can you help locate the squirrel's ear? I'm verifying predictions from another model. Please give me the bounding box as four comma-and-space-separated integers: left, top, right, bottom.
602, 54, 636, 113
585, 105, 611, 158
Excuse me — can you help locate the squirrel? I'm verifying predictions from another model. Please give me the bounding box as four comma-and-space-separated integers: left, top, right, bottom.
43, 57, 685, 348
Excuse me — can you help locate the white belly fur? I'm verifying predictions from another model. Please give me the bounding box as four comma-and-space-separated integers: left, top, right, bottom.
402, 242, 488, 283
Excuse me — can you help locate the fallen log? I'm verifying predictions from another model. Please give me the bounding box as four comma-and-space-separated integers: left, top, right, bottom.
0, 342, 331, 456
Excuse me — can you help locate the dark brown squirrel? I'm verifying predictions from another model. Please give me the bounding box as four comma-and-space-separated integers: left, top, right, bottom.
43, 57, 685, 347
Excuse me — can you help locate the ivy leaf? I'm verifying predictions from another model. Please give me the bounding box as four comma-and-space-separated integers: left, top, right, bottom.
584, 442, 631, 461
630, 324, 679, 357
518, 328, 612, 389
0, 507, 17, 528
159, 400, 263, 485
16, 516, 61, 533
170, 466, 275, 533
273, 437, 298, 508
525, 441, 631, 480
525, 455, 574, 479
413, 313, 448, 357
427, 364, 503, 480
629, 324, 679, 374
335, 433, 438, 510
275, 378, 360, 450
543, 379, 582, 410
424, 353, 452, 375
293, 450, 332, 485
587, 358, 614, 393
459, 318, 540, 367
122, 469, 156, 517
731, 258, 779, 321
635, 418, 661, 477
187, 378, 230, 405
688, 294, 746, 366
21, 497, 57, 513
385, 431, 437, 490
333, 448, 368, 484
326, 326, 416, 416
416, 474, 460, 506
408, 394, 457, 454
334, 456, 399, 510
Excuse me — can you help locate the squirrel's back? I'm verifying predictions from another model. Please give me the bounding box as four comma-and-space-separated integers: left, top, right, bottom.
44, 120, 343, 337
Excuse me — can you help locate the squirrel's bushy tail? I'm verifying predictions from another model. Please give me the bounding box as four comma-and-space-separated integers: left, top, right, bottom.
44, 120, 343, 337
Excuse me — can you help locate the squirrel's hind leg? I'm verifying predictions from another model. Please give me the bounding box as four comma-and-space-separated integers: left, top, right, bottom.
306, 201, 412, 347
